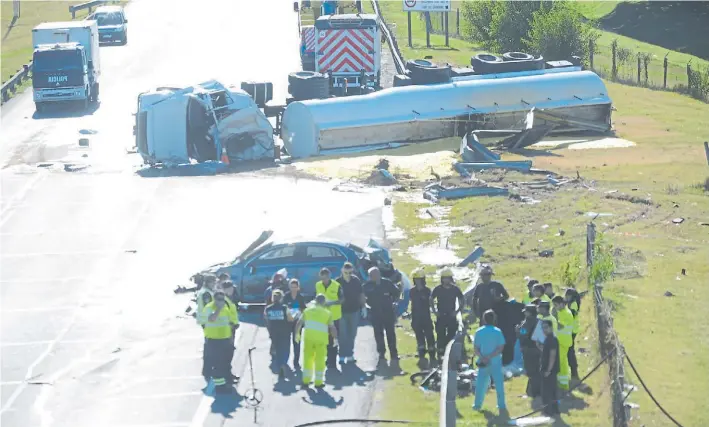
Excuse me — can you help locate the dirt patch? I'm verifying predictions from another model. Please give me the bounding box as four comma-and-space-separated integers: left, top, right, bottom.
613, 247, 648, 280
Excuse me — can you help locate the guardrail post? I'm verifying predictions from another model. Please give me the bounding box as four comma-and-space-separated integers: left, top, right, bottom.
439, 334, 463, 427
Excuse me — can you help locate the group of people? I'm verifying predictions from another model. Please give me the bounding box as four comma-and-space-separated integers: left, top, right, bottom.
193, 260, 582, 413
469, 265, 582, 417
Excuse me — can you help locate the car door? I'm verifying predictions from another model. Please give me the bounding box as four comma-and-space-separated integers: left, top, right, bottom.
293, 244, 348, 298
240, 244, 297, 303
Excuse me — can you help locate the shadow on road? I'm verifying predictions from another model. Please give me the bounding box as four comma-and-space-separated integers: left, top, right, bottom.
375, 359, 407, 380
32, 102, 99, 119
210, 386, 244, 418
301, 387, 345, 409
325, 363, 375, 391
136, 160, 279, 178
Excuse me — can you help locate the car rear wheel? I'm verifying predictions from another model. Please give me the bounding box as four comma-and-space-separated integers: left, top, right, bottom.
120, 32, 128, 45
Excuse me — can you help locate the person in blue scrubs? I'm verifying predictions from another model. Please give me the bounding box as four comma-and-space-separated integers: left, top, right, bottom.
473, 310, 507, 413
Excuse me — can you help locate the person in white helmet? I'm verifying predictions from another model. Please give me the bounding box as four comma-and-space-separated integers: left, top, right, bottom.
430, 267, 464, 358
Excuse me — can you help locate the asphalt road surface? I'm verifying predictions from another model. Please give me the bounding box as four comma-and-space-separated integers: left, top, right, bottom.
0, 1, 401, 426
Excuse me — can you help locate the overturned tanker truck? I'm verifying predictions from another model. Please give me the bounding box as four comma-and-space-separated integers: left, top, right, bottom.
281, 64, 613, 158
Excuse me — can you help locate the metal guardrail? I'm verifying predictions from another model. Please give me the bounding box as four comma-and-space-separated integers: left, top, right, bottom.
371, 0, 406, 75
69, 0, 117, 18
1, 62, 32, 104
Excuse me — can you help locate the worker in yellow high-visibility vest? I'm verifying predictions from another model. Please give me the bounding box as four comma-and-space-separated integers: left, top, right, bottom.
295, 294, 338, 388
198, 290, 239, 394
536, 300, 557, 335
314, 267, 344, 368
565, 288, 581, 382
552, 295, 573, 390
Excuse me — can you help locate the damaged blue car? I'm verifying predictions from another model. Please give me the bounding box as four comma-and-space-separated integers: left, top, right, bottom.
193, 231, 409, 310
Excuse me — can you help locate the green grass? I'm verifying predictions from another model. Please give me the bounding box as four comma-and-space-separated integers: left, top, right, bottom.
569, 1, 623, 20
380, 81, 709, 425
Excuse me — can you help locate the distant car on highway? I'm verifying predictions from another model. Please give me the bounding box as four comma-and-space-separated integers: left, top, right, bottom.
193, 230, 409, 308
87, 5, 128, 45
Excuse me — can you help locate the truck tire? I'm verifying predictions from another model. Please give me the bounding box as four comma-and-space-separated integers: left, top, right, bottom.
406, 59, 451, 85
35, 102, 45, 113
502, 52, 534, 62
470, 53, 503, 74
90, 83, 100, 103
288, 71, 329, 100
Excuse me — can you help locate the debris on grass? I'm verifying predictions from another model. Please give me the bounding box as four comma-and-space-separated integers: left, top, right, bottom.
456, 161, 533, 173
664, 291, 675, 297
458, 246, 485, 267
672, 217, 685, 224
424, 183, 508, 202
539, 249, 554, 258
605, 192, 657, 206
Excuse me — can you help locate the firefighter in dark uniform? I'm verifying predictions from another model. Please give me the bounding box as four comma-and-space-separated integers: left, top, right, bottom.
409, 267, 436, 361
430, 267, 465, 358
363, 266, 401, 363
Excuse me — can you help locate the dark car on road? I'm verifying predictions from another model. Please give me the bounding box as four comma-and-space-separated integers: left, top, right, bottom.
193, 231, 409, 310
87, 6, 128, 45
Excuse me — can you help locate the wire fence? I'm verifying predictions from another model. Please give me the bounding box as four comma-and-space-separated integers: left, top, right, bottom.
588, 39, 709, 102
425, 9, 462, 39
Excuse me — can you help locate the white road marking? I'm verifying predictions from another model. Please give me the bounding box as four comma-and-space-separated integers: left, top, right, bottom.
188, 327, 241, 427
0, 339, 107, 348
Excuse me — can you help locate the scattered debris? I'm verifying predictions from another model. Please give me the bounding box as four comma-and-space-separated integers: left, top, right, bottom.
124, 249, 137, 254
384, 197, 392, 206
424, 183, 508, 202
700, 222, 709, 227
78, 138, 90, 147
605, 192, 656, 206
376, 158, 390, 170
456, 161, 532, 173
672, 217, 685, 224
681, 268, 687, 276
539, 249, 554, 258
458, 246, 484, 267
534, 109, 611, 133
586, 212, 613, 218
605, 189, 618, 194
664, 291, 674, 297
63, 163, 88, 172
460, 132, 501, 162
556, 229, 566, 236
425, 209, 437, 219
365, 168, 397, 186
541, 224, 549, 229
79, 129, 98, 135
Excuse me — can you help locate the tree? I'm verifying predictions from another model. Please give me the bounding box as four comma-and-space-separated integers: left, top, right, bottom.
462, 1, 551, 53
524, 2, 599, 62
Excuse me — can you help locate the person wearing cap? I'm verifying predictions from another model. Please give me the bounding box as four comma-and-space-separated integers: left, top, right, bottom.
565, 288, 581, 381
265, 289, 294, 379
517, 304, 541, 398
196, 274, 217, 380
295, 294, 338, 388
264, 268, 289, 305
315, 268, 344, 368
552, 295, 573, 390
522, 278, 539, 304
283, 278, 306, 371
198, 290, 239, 394
363, 266, 401, 362
472, 310, 507, 413
219, 280, 239, 382
335, 262, 364, 365
430, 267, 465, 358
409, 267, 436, 361
471, 264, 509, 325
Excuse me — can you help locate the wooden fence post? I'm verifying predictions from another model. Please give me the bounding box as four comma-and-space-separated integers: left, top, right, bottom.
611, 42, 617, 79
589, 39, 594, 69
687, 63, 692, 92
456, 8, 460, 36
407, 11, 412, 47
425, 12, 431, 48
637, 55, 641, 84
704, 141, 709, 166
663, 55, 668, 88
444, 10, 449, 47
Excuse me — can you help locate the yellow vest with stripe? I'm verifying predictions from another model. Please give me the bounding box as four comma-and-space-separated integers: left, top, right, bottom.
569, 301, 580, 334
555, 307, 574, 347
302, 305, 332, 344
315, 279, 342, 321
199, 301, 238, 339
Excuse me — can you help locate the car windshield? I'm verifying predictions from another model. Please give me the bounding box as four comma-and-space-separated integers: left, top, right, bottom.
33, 49, 83, 72
92, 11, 123, 26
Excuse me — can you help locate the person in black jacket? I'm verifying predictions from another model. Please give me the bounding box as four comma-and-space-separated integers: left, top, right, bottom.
264, 290, 294, 379
409, 267, 436, 361
282, 278, 306, 371
363, 267, 400, 363
430, 268, 464, 358
517, 304, 541, 398
540, 320, 560, 416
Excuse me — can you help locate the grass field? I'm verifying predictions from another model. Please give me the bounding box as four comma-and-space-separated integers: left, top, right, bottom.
371, 78, 709, 426
376, 1, 708, 90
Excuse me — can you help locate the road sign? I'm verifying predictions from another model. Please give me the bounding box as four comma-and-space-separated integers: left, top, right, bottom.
403, 0, 451, 12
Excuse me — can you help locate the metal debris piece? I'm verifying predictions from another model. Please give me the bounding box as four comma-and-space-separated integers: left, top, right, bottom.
539, 249, 554, 258
458, 246, 484, 267
78, 138, 90, 147
460, 132, 501, 162
456, 161, 532, 172
672, 217, 684, 224
681, 268, 687, 276
534, 109, 611, 133
424, 183, 508, 202
664, 291, 674, 297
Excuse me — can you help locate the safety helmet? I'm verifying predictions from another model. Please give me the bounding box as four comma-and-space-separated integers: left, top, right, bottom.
411, 267, 426, 279
440, 267, 454, 278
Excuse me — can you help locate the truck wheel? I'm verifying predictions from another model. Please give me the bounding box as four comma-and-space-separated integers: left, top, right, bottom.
121, 33, 128, 45
288, 71, 329, 100
502, 52, 534, 62
470, 53, 503, 74
35, 102, 45, 113
406, 59, 451, 85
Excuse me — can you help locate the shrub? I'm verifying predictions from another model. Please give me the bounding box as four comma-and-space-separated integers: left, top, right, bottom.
524, 2, 599, 63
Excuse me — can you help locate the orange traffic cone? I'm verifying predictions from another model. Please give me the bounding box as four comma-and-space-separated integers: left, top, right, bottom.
220, 147, 230, 165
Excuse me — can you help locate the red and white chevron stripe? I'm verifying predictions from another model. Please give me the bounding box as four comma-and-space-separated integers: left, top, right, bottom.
302, 26, 316, 53
317, 28, 375, 73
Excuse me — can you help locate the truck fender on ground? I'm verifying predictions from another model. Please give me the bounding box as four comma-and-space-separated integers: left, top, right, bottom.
288, 71, 329, 101
470, 53, 503, 71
